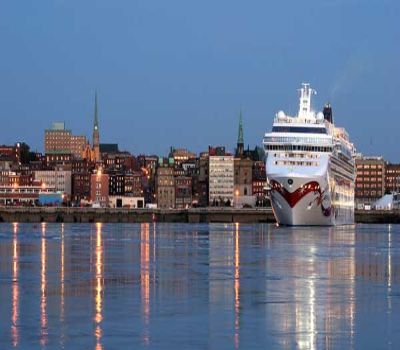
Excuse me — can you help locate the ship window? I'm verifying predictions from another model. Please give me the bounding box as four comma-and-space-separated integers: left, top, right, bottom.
271, 126, 327, 134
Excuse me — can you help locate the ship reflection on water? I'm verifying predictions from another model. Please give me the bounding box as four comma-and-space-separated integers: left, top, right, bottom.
0, 223, 399, 349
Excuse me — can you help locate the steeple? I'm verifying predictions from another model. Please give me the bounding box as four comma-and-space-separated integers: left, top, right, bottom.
236, 111, 244, 158
237, 111, 244, 145
94, 91, 99, 131
92, 91, 100, 162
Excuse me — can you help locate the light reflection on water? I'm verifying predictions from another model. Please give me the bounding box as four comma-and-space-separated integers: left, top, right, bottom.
94, 222, 103, 350
140, 223, 150, 346
11, 222, 19, 347
0, 223, 399, 349
40, 222, 47, 346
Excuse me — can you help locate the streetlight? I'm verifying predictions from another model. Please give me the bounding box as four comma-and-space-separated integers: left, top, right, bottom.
235, 189, 239, 208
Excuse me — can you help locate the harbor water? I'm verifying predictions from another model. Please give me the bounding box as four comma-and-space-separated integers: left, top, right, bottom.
0, 223, 399, 349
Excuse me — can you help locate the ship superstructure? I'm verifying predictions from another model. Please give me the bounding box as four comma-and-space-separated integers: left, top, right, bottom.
263, 83, 355, 225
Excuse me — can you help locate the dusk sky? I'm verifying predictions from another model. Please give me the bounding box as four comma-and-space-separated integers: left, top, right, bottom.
0, 0, 399, 160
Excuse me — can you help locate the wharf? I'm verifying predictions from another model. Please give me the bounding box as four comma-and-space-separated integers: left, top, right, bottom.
0, 207, 399, 224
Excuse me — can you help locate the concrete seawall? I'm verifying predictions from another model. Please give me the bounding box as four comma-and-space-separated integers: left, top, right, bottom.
0, 207, 276, 224
0, 207, 398, 224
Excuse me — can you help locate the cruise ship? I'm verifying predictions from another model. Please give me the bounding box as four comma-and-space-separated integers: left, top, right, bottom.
263, 83, 355, 226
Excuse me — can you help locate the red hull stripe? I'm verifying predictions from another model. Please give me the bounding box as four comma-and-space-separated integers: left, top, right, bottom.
270, 180, 321, 208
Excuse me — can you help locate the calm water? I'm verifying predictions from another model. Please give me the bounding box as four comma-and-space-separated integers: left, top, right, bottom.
0, 223, 399, 349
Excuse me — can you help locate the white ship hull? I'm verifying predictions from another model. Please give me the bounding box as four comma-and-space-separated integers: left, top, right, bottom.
268, 171, 354, 226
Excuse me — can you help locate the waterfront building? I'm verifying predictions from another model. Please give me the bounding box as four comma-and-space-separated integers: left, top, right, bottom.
385, 163, 400, 194
72, 173, 91, 203
209, 148, 234, 206
355, 156, 385, 207
196, 153, 209, 206
234, 158, 254, 207
34, 169, 72, 196
156, 165, 175, 208
252, 161, 267, 205
124, 172, 143, 197
108, 196, 145, 208
0, 183, 56, 205
90, 169, 109, 207
108, 172, 125, 196
175, 176, 192, 209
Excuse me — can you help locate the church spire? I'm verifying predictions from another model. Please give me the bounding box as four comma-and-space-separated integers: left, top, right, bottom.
236, 110, 244, 158
94, 91, 99, 131
92, 91, 100, 162
237, 110, 244, 145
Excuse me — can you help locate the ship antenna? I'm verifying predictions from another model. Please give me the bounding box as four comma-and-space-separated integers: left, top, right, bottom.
298, 83, 316, 118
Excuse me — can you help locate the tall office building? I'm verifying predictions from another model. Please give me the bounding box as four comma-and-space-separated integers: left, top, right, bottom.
209, 147, 234, 206
44, 122, 87, 159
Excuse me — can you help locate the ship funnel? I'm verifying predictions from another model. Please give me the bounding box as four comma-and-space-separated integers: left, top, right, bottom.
323, 103, 333, 123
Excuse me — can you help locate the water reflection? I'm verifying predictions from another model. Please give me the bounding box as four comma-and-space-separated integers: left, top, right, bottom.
0, 223, 399, 349
40, 222, 48, 346
94, 223, 104, 350
265, 227, 357, 350
140, 223, 151, 346
209, 224, 241, 349
234, 223, 240, 349
388, 224, 392, 312
60, 223, 65, 322
11, 223, 19, 347
60, 223, 65, 347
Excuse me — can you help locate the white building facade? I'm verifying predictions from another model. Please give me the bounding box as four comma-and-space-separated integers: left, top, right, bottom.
209, 155, 234, 206
34, 170, 72, 195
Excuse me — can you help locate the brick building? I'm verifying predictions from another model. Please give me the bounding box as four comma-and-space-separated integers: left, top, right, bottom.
156, 166, 175, 208
72, 173, 91, 203
108, 173, 125, 196
175, 176, 192, 209
234, 158, 253, 207
355, 156, 385, 206
90, 170, 109, 207
124, 172, 143, 197
252, 161, 267, 205
385, 163, 400, 194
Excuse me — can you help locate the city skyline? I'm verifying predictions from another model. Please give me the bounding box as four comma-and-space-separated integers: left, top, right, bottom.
0, 1, 399, 160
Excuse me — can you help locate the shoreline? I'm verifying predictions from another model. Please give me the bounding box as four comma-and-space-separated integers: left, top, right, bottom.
0, 207, 399, 224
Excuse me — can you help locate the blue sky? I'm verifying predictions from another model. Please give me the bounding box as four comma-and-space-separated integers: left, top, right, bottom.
0, 0, 399, 160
